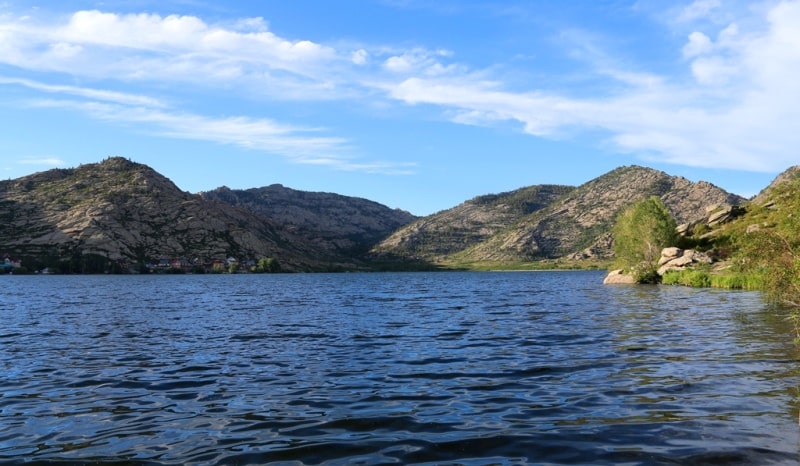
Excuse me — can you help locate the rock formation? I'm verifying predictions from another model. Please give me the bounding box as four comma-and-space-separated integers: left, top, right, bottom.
603, 269, 636, 284
656, 247, 713, 276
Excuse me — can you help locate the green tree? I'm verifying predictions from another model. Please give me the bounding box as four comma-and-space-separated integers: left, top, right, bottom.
613, 196, 678, 283
252, 257, 281, 273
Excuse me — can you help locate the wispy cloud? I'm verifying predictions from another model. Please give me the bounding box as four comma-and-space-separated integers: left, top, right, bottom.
379, 0, 800, 172
679, 0, 722, 22
2, 2, 800, 176
0, 76, 166, 107
0, 8, 416, 175
25, 95, 413, 175
18, 157, 67, 166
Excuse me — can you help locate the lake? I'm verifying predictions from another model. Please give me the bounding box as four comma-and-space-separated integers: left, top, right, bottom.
0, 271, 798, 465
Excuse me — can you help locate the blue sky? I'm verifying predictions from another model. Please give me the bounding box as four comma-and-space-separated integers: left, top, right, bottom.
1, 0, 799, 215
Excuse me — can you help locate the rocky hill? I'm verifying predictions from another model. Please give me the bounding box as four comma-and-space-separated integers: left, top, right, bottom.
372, 185, 574, 262
0, 159, 751, 273
0, 158, 408, 272
374, 166, 746, 264
201, 185, 415, 258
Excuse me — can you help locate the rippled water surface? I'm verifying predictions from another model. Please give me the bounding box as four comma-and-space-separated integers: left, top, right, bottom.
1, 271, 799, 465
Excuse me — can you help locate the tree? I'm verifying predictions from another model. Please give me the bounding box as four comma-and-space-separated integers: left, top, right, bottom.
252, 257, 281, 273
612, 196, 678, 283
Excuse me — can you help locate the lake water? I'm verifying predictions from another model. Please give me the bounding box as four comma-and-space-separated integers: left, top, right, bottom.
1, 271, 798, 465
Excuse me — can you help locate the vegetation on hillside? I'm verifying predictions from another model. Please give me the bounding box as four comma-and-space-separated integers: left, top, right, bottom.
732, 177, 800, 304
651, 167, 800, 340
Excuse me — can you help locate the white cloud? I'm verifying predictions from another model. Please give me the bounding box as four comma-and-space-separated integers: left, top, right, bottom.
381, 0, 800, 173
679, 0, 722, 22
384, 55, 414, 73
0, 8, 419, 175
4, 2, 800, 177
683, 31, 714, 57
0, 9, 343, 95
690, 56, 738, 84
352, 49, 369, 65
382, 48, 455, 76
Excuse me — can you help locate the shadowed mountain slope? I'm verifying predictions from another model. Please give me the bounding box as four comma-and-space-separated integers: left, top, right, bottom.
201, 185, 416, 258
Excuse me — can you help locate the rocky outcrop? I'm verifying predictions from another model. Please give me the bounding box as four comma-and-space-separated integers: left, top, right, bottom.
677, 204, 746, 236
656, 247, 713, 276
603, 269, 636, 284
706, 204, 745, 226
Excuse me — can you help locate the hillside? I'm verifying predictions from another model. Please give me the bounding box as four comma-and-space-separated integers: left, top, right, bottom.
201, 185, 416, 258
375, 166, 745, 264
709, 165, 800, 243
0, 158, 389, 272
372, 185, 574, 262
656, 166, 800, 297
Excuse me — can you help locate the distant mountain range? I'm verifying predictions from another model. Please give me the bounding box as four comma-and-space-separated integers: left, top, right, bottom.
0, 157, 757, 272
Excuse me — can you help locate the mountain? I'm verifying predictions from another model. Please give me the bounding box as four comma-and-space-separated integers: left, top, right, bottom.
374, 166, 746, 264
372, 184, 574, 262
0, 159, 750, 273
0, 158, 402, 272
200, 185, 416, 259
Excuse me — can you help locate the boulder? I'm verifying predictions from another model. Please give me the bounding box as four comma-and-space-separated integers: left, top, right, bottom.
658, 247, 683, 265
657, 248, 712, 276
604, 269, 636, 284
706, 204, 744, 227
676, 223, 691, 236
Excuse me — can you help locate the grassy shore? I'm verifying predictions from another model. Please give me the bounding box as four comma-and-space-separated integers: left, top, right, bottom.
661, 268, 765, 290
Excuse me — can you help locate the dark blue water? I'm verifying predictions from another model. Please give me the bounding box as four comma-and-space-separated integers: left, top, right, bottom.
0, 271, 798, 465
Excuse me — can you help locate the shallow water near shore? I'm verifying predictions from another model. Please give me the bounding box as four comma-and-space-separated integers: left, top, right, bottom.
1, 271, 798, 465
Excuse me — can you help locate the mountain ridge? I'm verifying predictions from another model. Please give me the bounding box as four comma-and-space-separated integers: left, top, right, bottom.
374, 165, 746, 264
200, 184, 416, 259
0, 157, 412, 272
1, 157, 752, 272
